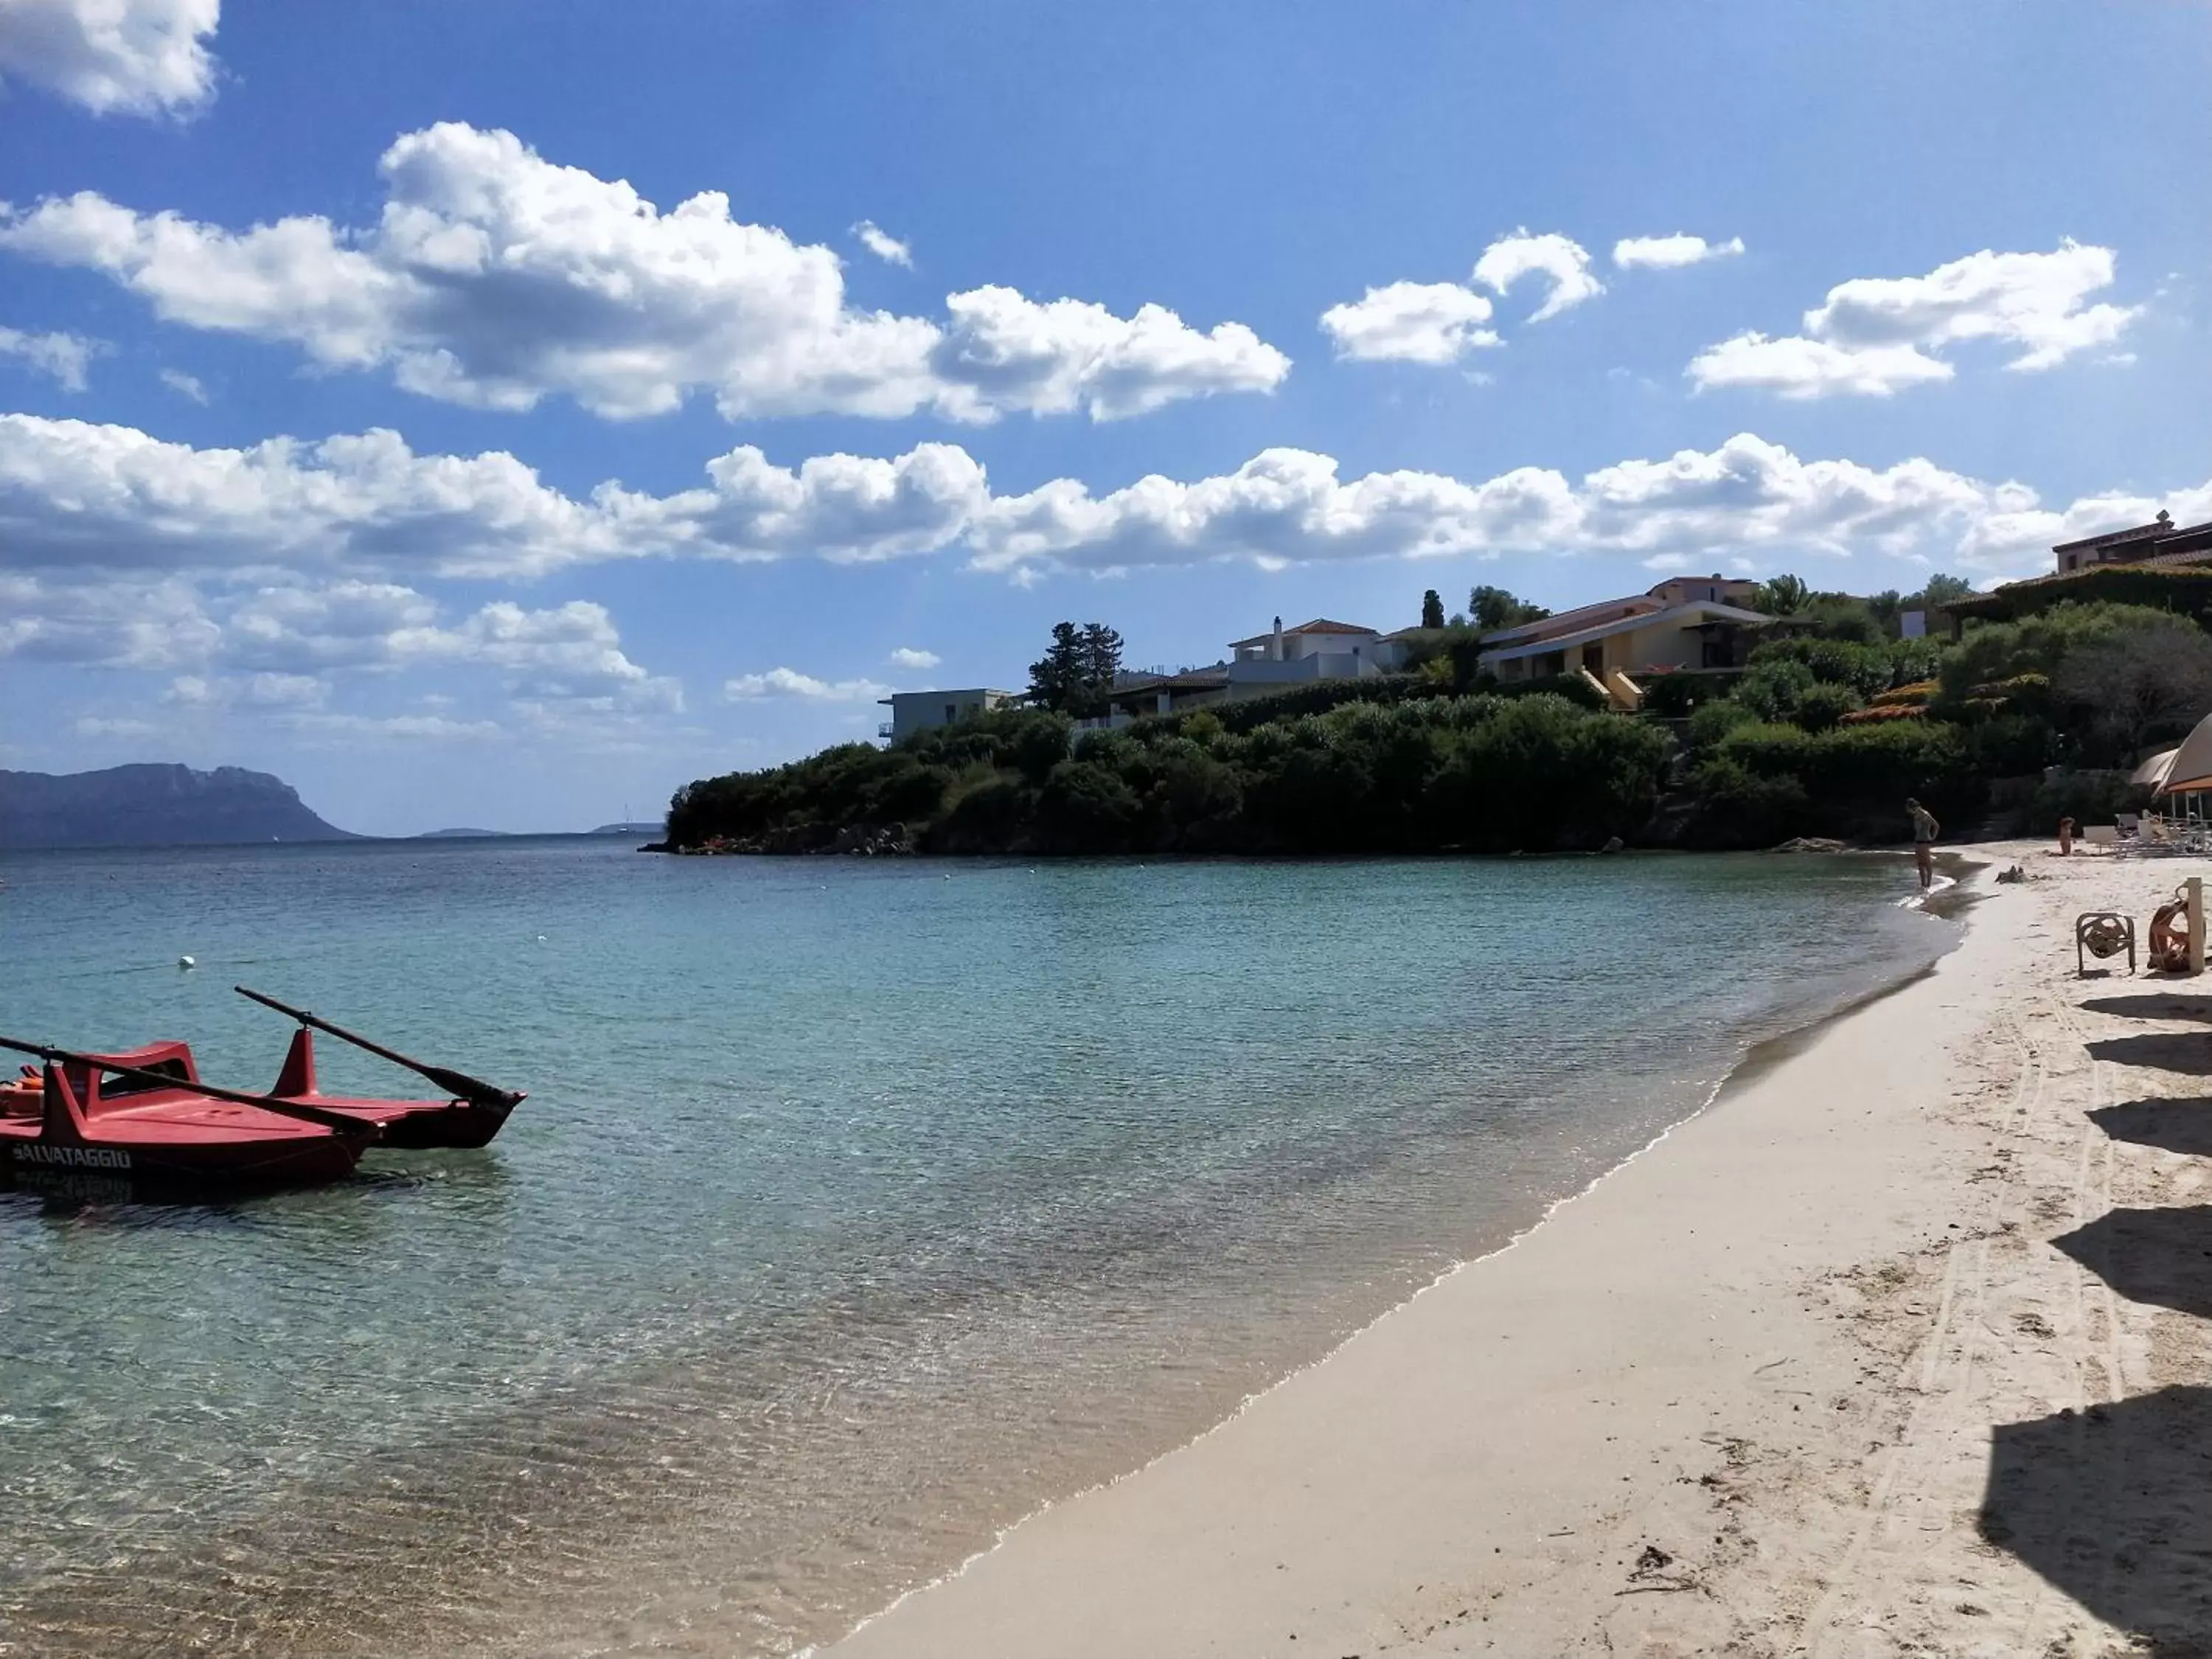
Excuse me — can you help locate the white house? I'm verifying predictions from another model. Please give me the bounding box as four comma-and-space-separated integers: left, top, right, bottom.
1225, 617, 1391, 696
1477, 576, 1770, 707
878, 688, 1016, 742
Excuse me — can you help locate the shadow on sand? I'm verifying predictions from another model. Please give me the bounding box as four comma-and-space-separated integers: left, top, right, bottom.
1993, 1208, 2212, 1646
2051, 1208, 2212, 1321
2090, 1099, 2212, 1159
1981, 1385, 2212, 1652
2080, 994, 2212, 1023
2086, 1032, 2212, 1077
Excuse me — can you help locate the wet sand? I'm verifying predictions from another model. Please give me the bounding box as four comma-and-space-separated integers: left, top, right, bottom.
825, 844, 2212, 1656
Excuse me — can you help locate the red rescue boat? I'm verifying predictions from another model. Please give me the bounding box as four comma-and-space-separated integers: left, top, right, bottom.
0, 992, 525, 1196
237, 985, 526, 1150
0, 1041, 377, 1194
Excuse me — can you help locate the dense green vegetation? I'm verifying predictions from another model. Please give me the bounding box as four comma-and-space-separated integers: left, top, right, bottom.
668, 692, 1669, 855
1677, 597, 2212, 846
665, 580, 2212, 857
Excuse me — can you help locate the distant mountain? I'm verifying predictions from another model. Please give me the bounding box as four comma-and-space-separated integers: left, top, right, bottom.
0, 765, 358, 849
417, 827, 512, 838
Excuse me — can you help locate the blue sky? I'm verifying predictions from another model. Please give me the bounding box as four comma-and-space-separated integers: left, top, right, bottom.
0, 0, 2205, 833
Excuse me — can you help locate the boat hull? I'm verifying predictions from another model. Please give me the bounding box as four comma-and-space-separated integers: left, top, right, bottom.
0, 1047, 374, 1200
301, 1095, 519, 1150
268, 1029, 523, 1150
0, 1124, 368, 1197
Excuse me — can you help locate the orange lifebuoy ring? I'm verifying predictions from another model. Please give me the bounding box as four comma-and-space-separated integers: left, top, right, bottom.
2151, 898, 2193, 973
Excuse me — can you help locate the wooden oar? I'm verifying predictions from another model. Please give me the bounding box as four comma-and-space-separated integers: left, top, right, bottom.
232, 987, 524, 1110
0, 1037, 379, 1138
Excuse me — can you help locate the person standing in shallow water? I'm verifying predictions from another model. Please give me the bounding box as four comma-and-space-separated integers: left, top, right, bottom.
1907, 798, 1940, 889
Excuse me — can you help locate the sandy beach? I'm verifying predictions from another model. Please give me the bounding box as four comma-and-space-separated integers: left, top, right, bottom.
827, 846, 2212, 1657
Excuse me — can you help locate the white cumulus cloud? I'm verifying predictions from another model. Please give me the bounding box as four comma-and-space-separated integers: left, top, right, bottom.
4, 411, 2201, 594
1685, 333, 1953, 399
966, 432, 2197, 585
4, 568, 681, 723
1806, 240, 2138, 371
0, 415, 619, 578
888, 646, 940, 669
930, 285, 1288, 420
0, 123, 1290, 423
1689, 240, 2140, 397
1319, 280, 1499, 364
0, 325, 100, 390
0, 0, 218, 116
851, 220, 913, 268
0, 568, 218, 667
725, 667, 892, 702
1472, 229, 1604, 322
1613, 233, 1745, 270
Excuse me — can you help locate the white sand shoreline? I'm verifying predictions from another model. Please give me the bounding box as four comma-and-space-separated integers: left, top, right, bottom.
824, 847, 2212, 1656
825, 927, 1946, 1652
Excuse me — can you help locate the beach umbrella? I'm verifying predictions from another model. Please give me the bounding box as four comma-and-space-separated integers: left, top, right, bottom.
2132, 746, 2180, 789
2157, 712, 2212, 795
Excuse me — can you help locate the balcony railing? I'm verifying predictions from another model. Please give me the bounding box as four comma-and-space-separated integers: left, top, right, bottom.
877, 722, 895, 739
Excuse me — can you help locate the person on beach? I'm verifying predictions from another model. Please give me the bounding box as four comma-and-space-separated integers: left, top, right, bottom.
1907, 798, 1940, 888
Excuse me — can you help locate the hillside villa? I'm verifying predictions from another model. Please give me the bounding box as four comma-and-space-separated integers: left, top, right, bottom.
878, 688, 1017, 742
1475, 574, 1772, 707
2052, 510, 2212, 574
891, 582, 1780, 736
1939, 509, 2212, 634
878, 516, 2212, 743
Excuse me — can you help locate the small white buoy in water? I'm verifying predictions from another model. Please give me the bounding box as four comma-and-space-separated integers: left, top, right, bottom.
536, 934, 547, 942
178, 955, 196, 970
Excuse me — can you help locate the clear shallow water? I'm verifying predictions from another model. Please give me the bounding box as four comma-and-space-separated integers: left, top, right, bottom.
0, 840, 1949, 1656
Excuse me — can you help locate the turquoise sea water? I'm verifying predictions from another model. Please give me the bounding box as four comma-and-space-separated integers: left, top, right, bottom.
0, 840, 1950, 1657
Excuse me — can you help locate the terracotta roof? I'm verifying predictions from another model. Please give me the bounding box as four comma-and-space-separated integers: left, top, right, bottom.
1480, 595, 1660, 647
2053, 515, 2179, 554
1227, 618, 1379, 647
1477, 600, 1771, 664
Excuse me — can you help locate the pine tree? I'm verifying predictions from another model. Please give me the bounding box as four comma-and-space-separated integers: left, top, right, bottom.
1028, 621, 1125, 714
1027, 622, 1085, 712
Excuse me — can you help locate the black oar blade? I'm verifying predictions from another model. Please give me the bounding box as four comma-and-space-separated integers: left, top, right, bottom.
234, 985, 522, 1112
419, 1064, 524, 1111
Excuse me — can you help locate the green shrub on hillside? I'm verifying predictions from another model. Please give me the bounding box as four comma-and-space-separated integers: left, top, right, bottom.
1735, 658, 1818, 723
1748, 636, 1943, 698
669, 689, 1672, 856
1688, 698, 1761, 748
1708, 720, 1978, 842
1792, 682, 1863, 732
1682, 757, 1813, 848
1037, 760, 1143, 852
1937, 602, 2178, 706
